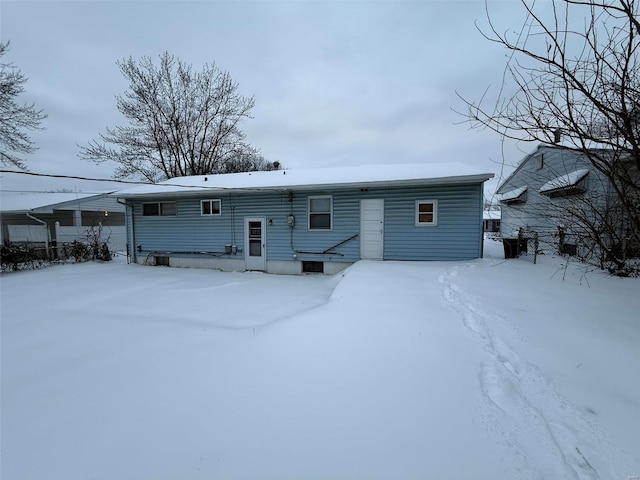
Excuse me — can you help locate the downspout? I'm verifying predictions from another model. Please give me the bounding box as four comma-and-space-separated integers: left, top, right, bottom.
288, 191, 297, 259
25, 212, 51, 259
117, 198, 135, 264
479, 183, 485, 259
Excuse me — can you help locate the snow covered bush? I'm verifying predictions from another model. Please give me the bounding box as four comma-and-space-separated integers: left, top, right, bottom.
0, 244, 49, 272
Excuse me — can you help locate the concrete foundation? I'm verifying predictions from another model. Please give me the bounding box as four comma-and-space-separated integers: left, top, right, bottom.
136, 255, 352, 275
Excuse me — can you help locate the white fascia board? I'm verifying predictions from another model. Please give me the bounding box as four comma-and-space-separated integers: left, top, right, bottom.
1, 193, 111, 213
113, 173, 495, 199
115, 173, 494, 199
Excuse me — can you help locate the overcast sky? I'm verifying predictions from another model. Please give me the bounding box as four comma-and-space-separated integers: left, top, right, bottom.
1, 0, 537, 198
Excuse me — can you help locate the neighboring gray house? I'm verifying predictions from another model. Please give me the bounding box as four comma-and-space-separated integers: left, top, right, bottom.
0, 192, 126, 253
496, 143, 629, 258
114, 164, 493, 274
483, 209, 501, 233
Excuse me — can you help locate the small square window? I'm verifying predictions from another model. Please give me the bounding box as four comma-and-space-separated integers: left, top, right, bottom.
308, 195, 332, 230
415, 200, 438, 226
201, 199, 221, 216
143, 203, 159, 216
160, 202, 176, 216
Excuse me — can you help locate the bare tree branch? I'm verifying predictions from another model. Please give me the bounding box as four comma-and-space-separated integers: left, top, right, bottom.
78, 52, 279, 182
0, 41, 47, 170
459, 0, 640, 273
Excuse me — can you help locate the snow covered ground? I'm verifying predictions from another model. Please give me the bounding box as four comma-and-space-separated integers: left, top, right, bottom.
1, 240, 639, 479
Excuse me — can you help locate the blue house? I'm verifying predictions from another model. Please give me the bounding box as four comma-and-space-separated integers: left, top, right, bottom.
114, 164, 493, 274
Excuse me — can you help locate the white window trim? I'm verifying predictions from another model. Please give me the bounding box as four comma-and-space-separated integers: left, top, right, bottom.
308, 195, 333, 231
200, 199, 222, 216
142, 201, 177, 217
415, 200, 438, 226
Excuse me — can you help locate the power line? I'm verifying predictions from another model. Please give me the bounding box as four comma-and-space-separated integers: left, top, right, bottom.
0, 169, 303, 194
0, 169, 229, 191
0, 189, 111, 194
0, 170, 155, 186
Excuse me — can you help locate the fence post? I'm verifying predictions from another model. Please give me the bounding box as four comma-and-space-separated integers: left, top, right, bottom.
517, 228, 523, 257
55, 221, 61, 259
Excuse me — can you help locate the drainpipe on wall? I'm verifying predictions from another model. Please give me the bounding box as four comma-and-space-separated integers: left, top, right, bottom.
117, 198, 135, 264
25, 212, 51, 259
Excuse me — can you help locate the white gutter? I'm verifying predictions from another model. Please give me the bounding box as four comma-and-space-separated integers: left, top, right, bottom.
113, 173, 496, 200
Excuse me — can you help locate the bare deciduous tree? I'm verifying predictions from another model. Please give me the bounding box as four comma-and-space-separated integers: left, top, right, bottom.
459, 0, 640, 273
221, 153, 280, 174
79, 52, 278, 182
0, 41, 47, 169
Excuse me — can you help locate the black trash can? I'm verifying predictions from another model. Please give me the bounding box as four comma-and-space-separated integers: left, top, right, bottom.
503, 238, 519, 258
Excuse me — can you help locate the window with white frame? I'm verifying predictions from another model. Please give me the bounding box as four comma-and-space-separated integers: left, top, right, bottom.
308, 195, 332, 230
415, 200, 438, 226
201, 199, 221, 216
143, 201, 177, 216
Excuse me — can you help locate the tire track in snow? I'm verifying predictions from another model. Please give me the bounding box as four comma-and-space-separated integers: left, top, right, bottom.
438, 265, 615, 480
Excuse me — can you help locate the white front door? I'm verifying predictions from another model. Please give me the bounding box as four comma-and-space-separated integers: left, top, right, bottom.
245, 217, 266, 271
360, 199, 384, 260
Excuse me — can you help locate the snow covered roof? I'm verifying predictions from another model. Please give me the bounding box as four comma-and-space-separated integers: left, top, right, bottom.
114, 163, 494, 198
0, 192, 111, 213
497, 143, 615, 195
498, 186, 528, 203
539, 169, 589, 194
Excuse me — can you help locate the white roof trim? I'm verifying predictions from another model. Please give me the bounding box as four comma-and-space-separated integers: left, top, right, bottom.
539, 169, 589, 194
498, 186, 528, 202
0, 193, 111, 213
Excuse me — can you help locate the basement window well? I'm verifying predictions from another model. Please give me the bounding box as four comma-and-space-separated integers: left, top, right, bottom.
302, 261, 324, 273
155, 256, 170, 266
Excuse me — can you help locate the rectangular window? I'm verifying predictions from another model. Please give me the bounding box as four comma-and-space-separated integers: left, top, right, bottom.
143, 201, 176, 216
302, 261, 324, 273
415, 200, 438, 226
308, 195, 332, 230
154, 256, 170, 266
201, 199, 221, 216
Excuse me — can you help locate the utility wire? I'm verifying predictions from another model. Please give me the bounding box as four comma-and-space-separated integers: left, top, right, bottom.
0, 169, 233, 191
0, 169, 304, 195
0, 189, 112, 194
1, 169, 163, 186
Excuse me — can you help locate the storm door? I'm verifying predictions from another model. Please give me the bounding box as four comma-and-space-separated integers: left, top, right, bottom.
245, 217, 266, 271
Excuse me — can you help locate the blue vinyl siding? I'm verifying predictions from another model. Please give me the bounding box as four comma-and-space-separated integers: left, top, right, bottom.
383, 184, 483, 260
128, 182, 484, 263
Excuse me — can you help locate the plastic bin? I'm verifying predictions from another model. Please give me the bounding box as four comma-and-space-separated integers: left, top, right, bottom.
503, 238, 519, 258
503, 238, 528, 258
